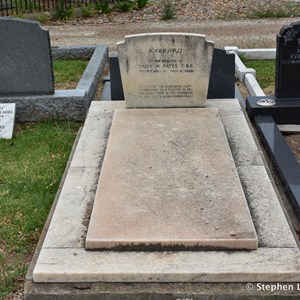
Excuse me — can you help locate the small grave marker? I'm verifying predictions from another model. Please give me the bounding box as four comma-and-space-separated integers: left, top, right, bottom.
117, 33, 214, 108
0, 103, 16, 139
275, 21, 300, 98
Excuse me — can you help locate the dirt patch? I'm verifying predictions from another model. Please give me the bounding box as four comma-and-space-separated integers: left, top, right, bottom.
54, 81, 78, 89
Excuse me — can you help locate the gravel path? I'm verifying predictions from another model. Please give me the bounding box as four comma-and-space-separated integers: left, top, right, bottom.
48, 18, 300, 50
46, 0, 300, 49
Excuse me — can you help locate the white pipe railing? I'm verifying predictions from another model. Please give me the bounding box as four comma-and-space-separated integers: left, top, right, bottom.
225, 46, 269, 97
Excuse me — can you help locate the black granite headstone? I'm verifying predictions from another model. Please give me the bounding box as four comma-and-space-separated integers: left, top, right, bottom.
207, 48, 235, 99
110, 53, 124, 101
275, 21, 300, 99
0, 18, 54, 95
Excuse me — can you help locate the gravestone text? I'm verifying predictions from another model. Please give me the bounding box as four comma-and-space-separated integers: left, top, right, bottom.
0, 103, 16, 139
117, 33, 214, 108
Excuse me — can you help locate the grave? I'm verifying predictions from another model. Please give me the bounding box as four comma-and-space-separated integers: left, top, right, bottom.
246, 21, 300, 218
26, 33, 300, 299
86, 33, 256, 251
0, 18, 108, 122
0, 103, 15, 139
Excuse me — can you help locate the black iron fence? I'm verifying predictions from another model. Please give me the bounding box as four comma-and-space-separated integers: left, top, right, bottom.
0, 0, 96, 16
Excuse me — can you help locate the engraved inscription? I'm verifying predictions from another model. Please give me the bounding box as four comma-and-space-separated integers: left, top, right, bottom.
281, 46, 300, 64
0, 103, 15, 139
138, 85, 193, 99
0, 106, 13, 118
149, 48, 183, 54
138, 52, 194, 74
117, 33, 214, 107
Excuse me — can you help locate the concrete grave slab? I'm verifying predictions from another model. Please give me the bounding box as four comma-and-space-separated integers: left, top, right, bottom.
117, 33, 214, 108
27, 100, 300, 299
86, 108, 257, 250
0, 18, 54, 95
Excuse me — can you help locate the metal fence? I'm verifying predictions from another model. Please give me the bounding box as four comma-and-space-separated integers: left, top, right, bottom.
0, 0, 94, 16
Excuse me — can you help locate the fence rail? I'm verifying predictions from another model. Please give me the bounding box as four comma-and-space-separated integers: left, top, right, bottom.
0, 0, 101, 16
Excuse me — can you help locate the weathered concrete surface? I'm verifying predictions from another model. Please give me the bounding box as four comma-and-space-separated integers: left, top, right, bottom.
86, 108, 257, 250
34, 247, 300, 283
26, 100, 300, 299
24, 281, 300, 300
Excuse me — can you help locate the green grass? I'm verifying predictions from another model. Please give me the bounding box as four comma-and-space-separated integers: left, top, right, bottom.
243, 59, 275, 89
0, 59, 86, 299
0, 121, 81, 299
94, 0, 112, 14
53, 59, 89, 89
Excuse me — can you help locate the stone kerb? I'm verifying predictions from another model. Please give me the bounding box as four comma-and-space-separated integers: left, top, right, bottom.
117, 33, 214, 108
0, 18, 54, 95
0, 45, 108, 122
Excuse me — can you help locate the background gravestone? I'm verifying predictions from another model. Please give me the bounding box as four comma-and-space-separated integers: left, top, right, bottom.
275, 21, 300, 99
0, 18, 54, 95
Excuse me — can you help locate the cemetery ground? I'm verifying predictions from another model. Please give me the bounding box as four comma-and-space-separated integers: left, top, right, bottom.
0, 56, 299, 299
1, 5, 300, 298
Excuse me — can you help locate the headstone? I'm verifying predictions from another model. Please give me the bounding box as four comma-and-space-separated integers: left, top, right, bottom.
108, 48, 235, 101
0, 103, 16, 139
117, 33, 214, 108
0, 18, 54, 95
275, 21, 300, 99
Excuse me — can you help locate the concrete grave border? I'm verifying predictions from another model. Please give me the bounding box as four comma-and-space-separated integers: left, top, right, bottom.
25, 99, 300, 299
231, 47, 300, 218
0, 45, 107, 122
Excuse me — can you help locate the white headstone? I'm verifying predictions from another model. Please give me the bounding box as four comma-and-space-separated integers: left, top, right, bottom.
117, 33, 214, 108
0, 103, 16, 139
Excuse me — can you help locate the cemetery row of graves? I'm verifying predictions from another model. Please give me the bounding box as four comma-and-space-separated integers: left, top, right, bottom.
0, 17, 300, 299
